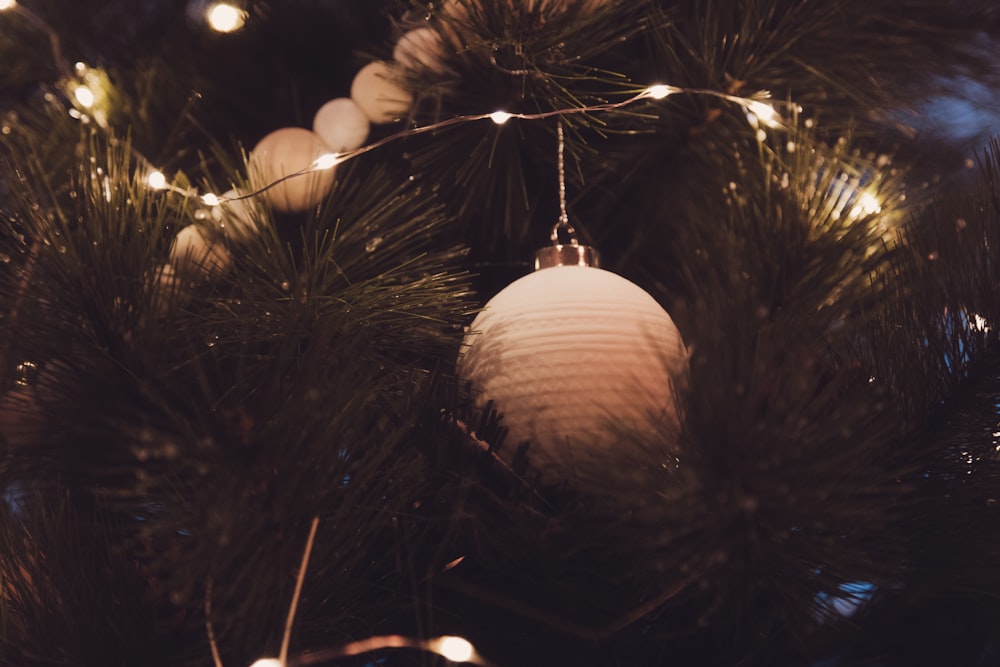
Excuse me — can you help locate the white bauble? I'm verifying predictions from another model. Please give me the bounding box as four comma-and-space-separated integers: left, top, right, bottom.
350, 61, 413, 124
248, 127, 336, 214
312, 98, 370, 153
393, 28, 449, 74
458, 263, 686, 480
169, 225, 231, 277
150, 262, 185, 314
211, 189, 264, 240
440, 0, 469, 19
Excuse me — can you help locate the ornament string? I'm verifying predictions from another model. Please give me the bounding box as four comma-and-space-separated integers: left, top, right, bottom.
552, 121, 578, 246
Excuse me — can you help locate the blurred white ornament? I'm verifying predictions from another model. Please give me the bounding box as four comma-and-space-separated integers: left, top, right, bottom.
312, 98, 370, 152
170, 225, 231, 277
150, 263, 186, 314
350, 61, 413, 124
435, 0, 471, 43
211, 188, 264, 240
393, 28, 449, 74
248, 127, 336, 213
458, 246, 687, 480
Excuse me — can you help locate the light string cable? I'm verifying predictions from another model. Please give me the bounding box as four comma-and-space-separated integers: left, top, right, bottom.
0, 2, 788, 205
0, 0, 178, 183
0, 0, 70, 78
200, 83, 785, 207
203, 516, 489, 667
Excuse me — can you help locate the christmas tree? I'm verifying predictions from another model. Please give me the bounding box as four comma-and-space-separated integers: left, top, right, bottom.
2, 0, 1000, 665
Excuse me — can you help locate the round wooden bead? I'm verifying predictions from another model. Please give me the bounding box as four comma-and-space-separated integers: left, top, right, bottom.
312, 98, 370, 152
350, 61, 413, 124
248, 127, 336, 213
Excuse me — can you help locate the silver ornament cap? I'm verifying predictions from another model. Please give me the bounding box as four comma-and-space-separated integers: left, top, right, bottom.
534, 243, 601, 270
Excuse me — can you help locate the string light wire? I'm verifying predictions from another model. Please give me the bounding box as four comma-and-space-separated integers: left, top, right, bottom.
2, 0, 70, 77
0, 1, 788, 206
193, 86, 785, 207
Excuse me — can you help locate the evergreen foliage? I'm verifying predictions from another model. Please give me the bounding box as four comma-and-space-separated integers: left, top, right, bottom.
1, 1, 1000, 665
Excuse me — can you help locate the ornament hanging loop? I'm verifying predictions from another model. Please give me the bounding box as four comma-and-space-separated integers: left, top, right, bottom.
536, 121, 600, 270
551, 121, 577, 246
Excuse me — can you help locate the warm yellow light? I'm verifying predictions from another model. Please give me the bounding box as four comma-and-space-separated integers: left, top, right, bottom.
645, 84, 675, 100
0, 0, 16, 11
248, 659, 282, 667
747, 100, 779, 127
206, 2, 246, 33
434, 636, 475, 663
489, 110, 512, 125
146, 171, 167, 190
311, 152, 341, 170
857, 192, 882, 216
201, 193, 221, 206
73, 85, 95, 109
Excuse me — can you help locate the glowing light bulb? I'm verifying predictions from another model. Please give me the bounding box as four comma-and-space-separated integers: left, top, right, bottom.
857, 192, 882, 215
434, 636, 475, 663
0, 0, 15, 11
202, 193, 221, 206
746, 100, 779, 127
248, 659, 282, 667
311, 152, 341, 170
206, 2, 246, 33
73, 85, 95, 109
146, 171, 167, 189
645, 84, 675, 100
489, 110, 512, 125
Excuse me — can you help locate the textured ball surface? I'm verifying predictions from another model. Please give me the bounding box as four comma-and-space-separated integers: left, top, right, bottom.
211, 188, 266, 241
170, 225, 231, 276
248, 127, 336, 213
312, 98, 370, 152
350, 61, 413, 124
458, 265, 686, 479
393, 28, 449, 74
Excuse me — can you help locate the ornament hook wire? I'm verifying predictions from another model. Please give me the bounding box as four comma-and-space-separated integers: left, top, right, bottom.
552, 121, 578, 247
535, 121, 599, 269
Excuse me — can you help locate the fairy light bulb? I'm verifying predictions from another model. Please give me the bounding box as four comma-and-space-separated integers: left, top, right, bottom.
146, 171, 167, 190
746, 100, 779, 127
433, 636, 475, 663
0, 0, 16, 11
645, 84, 676, 100
311, 152, 341, 170
489, 110, 513, 125
857, 192, 882, 215
201, 193, 221, 206
73, 85, 95, 109
206, 2, 246, 33
248, 659, 281, 667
